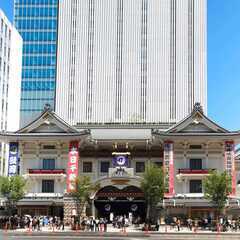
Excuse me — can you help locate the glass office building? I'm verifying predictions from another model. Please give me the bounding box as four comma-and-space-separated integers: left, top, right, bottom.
14, 0, 58, 127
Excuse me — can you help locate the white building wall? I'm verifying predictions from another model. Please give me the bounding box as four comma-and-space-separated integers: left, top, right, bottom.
0, 9, 22, 175
21, 140, 226, 196
174, 143, 224, 194
56, 0, 207, 125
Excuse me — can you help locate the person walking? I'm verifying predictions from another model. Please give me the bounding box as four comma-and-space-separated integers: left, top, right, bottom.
176, 218, 181, 231
95, 218, 99, 231
104, 218, 107, 232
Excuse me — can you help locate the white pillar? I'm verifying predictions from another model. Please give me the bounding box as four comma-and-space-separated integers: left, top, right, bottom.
19, 142, 24, 175
205, 142, 209, 169
56, 141, 62, 169
183, 142, 188, 169
91, 199, 96, 218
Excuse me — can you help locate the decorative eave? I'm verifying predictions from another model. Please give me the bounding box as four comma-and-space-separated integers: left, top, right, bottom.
152, 130, 240, 144
164, 103, 229, 134
153, 130, 240, 137
16, 104, 79, 134
152, 103, 240, 143
0, 104, 91, 142
0, 130, 90, 142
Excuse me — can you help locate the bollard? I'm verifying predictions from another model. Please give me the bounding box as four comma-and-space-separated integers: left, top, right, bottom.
165, 225, 167, 233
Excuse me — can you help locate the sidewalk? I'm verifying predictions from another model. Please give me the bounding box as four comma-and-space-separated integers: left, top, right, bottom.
1, 224, 240, 235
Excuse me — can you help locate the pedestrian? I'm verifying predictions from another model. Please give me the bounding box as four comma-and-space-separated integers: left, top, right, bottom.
104, 218, 107, 232
95, 218, 99, 231
176, 218, 180, 231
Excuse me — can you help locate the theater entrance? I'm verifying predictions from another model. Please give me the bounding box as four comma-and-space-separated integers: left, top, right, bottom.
94, 186, 146, 222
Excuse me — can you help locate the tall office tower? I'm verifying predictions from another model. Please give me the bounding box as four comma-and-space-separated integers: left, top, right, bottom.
56, 0, 207, 125
0, 9, 22, 175
14, 0, 59, 127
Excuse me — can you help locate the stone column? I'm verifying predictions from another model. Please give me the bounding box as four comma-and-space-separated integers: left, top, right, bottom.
163, 141, 174, 196
91, 199, 96, 218
63, 195, 78, 224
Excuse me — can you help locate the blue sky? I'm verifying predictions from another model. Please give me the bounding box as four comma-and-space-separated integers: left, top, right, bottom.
1, 1, 240, 130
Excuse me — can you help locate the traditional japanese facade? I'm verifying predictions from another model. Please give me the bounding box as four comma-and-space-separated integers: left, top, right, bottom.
1, 103, 240, 222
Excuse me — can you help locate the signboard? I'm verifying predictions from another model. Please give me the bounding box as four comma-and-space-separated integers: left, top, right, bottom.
112, 152, 130, 167
8, 142, 19, 176
67, 141, 79, 192
163, 141, 174, 196
225, 141, 236, 195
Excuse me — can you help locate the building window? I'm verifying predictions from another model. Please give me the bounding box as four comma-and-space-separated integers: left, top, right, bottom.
83, 162, 92, 173
100, 161, 110, 173
189, 180, 202, 193
42, 180, 54, 193
43, 159, 55, 170
189, 145, 202, 149
136, 162, 145, 173
43, 145, 55, 149
190, 159, 202, 170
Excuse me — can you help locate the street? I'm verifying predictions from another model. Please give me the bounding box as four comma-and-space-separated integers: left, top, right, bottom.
2, 232, 240, 240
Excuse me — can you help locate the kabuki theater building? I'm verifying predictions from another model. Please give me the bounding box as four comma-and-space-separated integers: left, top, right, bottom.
1, 103, 240, 222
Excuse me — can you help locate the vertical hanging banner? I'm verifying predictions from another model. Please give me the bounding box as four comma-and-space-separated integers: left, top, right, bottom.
163, 141, 174, 197
8, 142, 19, 176
67, 141, 79, 192
224, 141, 236, 195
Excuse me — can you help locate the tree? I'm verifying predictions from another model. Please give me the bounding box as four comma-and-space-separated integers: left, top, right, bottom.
71, 176, 99, 217
141, 163, 164, 222
0, 175, 26, 215
203, 170, 231, 219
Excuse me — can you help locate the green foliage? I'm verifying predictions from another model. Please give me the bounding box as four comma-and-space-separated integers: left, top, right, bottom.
71, 176, 99, 204
0, 176, 26, 213
203, 170, 232, 213
141, 163, 164, 220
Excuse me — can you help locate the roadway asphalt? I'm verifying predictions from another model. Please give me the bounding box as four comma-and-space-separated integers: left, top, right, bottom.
2, 232, 240, 240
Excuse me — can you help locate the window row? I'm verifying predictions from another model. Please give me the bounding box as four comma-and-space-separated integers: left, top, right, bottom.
29, 160, 162, 173
82, 161, 162, 173
21, 90, 55, 98
20, 31, 56, 42
22, 68, 56, 78
41, 179, 203, 194
15, 19, 57, 30
23, 43, 56, 54
15, 0, 58, 5
15, 6, 57, 17
21, 99, 53, 110
21, 81, 55, 91
22, 56, 56, 66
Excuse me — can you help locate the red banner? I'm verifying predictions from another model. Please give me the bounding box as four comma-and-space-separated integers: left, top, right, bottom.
164, 141, 175, 197
224, 141, 236, 196
67, 141, 79, 192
